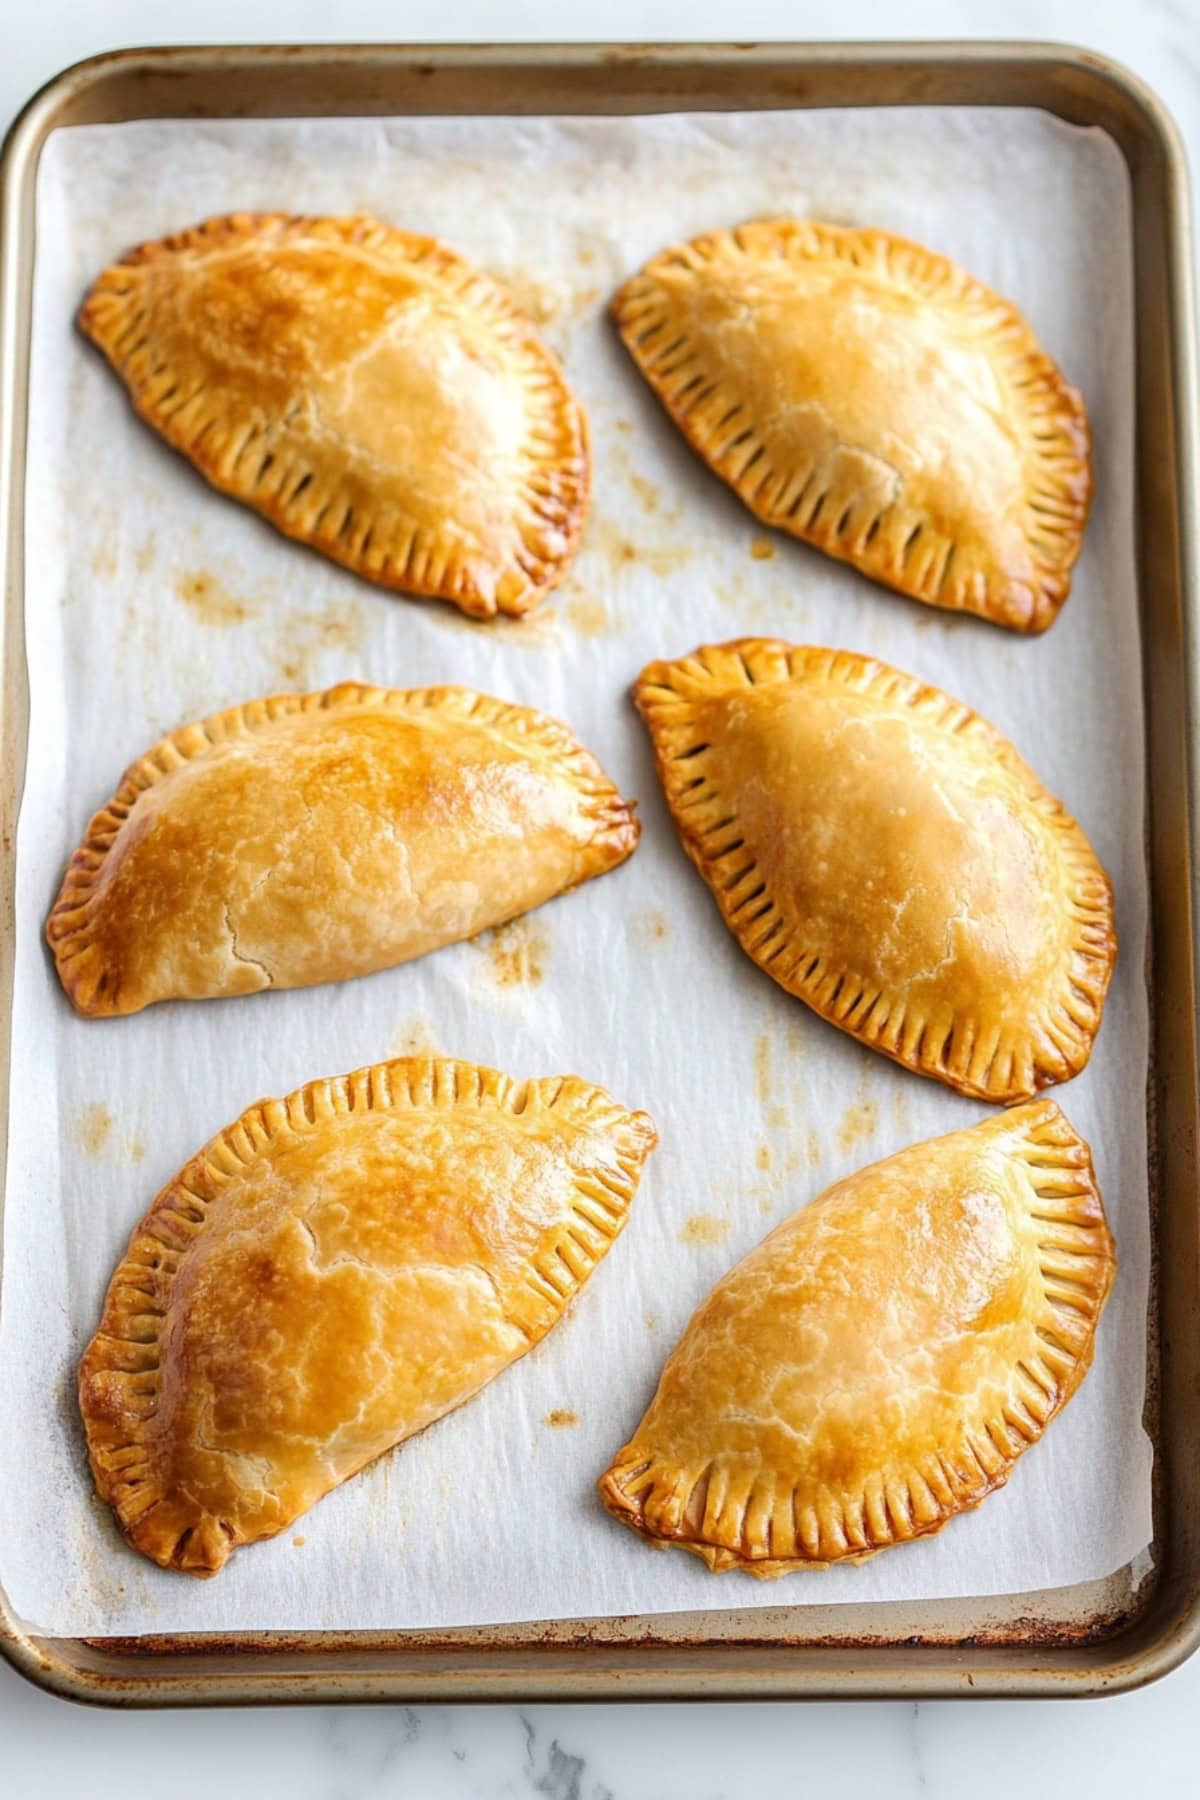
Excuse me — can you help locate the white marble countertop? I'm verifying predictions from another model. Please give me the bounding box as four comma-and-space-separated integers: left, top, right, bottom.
3, 0, 1199, 1791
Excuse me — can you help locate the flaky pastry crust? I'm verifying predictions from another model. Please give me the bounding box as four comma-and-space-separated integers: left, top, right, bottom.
79, 212, 590, 616
600, 1101, 1114, 1574
634, 640, 1115, 1102
48, 681, 639, 1016
613, 220, 1091, 631
81, 1056, 657, 1576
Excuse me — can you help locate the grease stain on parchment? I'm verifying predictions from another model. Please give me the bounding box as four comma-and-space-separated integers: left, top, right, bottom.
272, 598, 366, 686
89, 535, 118, 580
175, 568, 264, 628
73, 1102, 112, 1156
475, 917, 550, 990
629, 471, 661, 513
750, 535, 776, 561
715, 561, 813, 630
617, 464, 683, 532
837, 1058, 881, 1156
729, 1022, 825, 1212
587, 516, 694, 579
564, 595, 622, 639
631, 905, 670, 949
543, 1408, 580, 1430
837, 1101, 879, 1154
388, 1015, 444, 1059
437, 602, 561, 652
71, 1102, 144, 1163
680, 1212, 731, 1246
754, 1035, 772, 1105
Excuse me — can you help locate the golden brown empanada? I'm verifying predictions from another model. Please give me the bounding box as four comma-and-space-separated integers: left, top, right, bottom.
81, 1056, 656, 1575
600, 1100, 1113, 1575
634, 640, 1115, 1102
613, 221, 1090, 631
48, 681, 638, 1016
79, 213, 590, 616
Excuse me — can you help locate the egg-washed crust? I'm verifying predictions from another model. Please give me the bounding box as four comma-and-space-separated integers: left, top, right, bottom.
634, 640, 1115, 1102
81, 1057, 657, 1576
600, 1101, 1114, 1574
48, 681, 640, 1016
80, 212, 591, 617
613, 220, 1091, 632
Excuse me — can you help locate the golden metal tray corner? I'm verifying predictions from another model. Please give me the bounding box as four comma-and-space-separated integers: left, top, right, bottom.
1, 40, 1197, 1705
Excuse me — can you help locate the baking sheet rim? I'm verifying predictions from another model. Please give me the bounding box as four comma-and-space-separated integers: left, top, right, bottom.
0, 38, 1194, 1704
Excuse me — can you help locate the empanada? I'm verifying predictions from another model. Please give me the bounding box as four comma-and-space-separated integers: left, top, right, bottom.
48, 681, 638, 1016
613, 221, 1090, 631
634, 640, 1114, 1102
79, 212, 590, 616
81, 1056, 657, 1575
600, 1100, 1113, 1575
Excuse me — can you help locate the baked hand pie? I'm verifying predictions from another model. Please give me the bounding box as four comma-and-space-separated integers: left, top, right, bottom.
79, 212, 590, 617
600, 1100, 1114, 1575
634, 640, 1115, 1102
613, 221, 1091, 631
48, 681, 638, 1016
80, 1056, 657, 1575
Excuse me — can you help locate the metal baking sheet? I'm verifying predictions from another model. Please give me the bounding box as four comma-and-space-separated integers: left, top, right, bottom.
0, 42, 1197, 1703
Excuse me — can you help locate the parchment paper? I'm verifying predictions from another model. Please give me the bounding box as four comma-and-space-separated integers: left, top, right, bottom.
0, 108, 1149, 1637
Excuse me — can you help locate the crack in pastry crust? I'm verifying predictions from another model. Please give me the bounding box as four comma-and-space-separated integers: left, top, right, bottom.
599, 1101, 1114, 1574
634, 640, 1115, 1102
48, 681, 640, 1016
612, 220, 1091, 631
79, 212, 591, 616
80, 1057, 657, 1576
